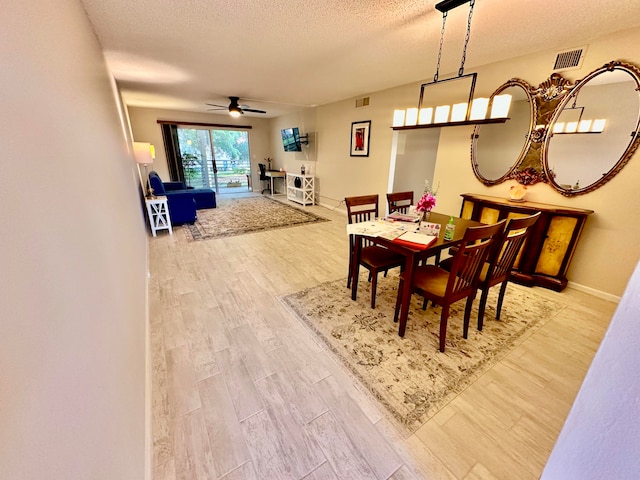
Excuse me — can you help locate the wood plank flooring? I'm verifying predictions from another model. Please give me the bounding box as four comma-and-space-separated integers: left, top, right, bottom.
149, 195, 616, 479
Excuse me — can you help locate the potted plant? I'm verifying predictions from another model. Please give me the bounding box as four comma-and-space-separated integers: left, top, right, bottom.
181, 153, 200, 187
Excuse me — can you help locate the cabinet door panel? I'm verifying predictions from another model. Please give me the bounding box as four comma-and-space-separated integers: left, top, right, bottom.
479, 207, 500, 224
534, 216, 578, 276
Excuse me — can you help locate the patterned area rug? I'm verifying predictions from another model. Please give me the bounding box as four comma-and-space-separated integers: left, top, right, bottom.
185, 196, 329, 240
282, 273, 566, 436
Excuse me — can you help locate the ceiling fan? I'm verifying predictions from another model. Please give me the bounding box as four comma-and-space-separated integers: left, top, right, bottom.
206, 96, 267, 117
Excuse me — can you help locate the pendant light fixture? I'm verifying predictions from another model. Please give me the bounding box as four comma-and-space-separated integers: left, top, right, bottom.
393, 0, 511, 129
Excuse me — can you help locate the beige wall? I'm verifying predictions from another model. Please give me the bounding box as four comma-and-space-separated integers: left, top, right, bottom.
1, 1, 148, 479
312, 27, 640, 298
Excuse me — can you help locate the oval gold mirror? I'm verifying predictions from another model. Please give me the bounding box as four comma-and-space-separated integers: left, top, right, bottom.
543, 61, 640, 196
472, 79, 535, 185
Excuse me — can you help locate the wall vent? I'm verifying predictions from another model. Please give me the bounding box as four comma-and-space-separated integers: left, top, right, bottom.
553, 46, 586, 71
355, 96, 370, 108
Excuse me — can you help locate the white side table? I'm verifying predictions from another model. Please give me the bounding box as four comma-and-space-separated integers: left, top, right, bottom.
145, 196, 173, 237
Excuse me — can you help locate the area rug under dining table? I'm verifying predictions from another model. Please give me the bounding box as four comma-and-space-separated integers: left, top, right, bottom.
281, 272, 566, 436
184, 195, 329, 240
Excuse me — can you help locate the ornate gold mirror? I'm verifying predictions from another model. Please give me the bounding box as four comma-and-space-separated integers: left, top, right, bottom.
470, 61, 640, 196
471, 79, 535, 185
543, 61, 640, 195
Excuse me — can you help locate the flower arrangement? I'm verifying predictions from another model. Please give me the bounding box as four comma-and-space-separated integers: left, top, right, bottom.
416, 180, 439, 213
416, 191, 437, 213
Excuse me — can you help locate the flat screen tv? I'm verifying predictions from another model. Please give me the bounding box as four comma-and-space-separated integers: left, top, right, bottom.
281, 127, 302, 152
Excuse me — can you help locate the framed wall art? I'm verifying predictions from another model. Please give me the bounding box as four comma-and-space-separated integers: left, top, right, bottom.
350, 120, 371, 157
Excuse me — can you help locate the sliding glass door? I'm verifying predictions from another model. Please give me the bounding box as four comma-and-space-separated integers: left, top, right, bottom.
176, 127, 251, 194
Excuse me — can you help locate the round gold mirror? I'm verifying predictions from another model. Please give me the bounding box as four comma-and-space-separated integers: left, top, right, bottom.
471, 79, 535, 185
543, 61, 640, 195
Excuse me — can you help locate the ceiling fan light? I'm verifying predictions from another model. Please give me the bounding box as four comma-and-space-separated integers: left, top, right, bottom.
229, 107, 242, 118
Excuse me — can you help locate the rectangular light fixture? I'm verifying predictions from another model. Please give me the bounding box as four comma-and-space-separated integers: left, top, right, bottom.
419, 107, 433, 125
578, 119, 592, 132
565, 121, 578, 133
490, 94, 512, 119
393, 110, 406, 127
451, 102, 468, 122
469, 97, 489, 120
405, 108, 419, 126
434, 105, 451, 123
592, 119, 606, 132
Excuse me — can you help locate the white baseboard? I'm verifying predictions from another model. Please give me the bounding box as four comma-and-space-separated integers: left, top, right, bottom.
567, 281, 621, 303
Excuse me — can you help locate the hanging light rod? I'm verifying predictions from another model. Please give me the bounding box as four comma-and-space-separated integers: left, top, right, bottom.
435, 0, 473, 13
392, 0, 512, 130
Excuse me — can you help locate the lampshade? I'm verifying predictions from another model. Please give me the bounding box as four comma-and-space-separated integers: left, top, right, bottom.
133, 142, 153, 165
393, 109, 406, 127
405, 108, 419, 126
149, 144, 156, 159
418, 107, 433, 125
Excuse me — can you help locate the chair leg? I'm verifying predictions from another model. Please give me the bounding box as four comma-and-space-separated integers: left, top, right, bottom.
393, 278, 404, 323
496, 281, 509, 320
477, 287, 490, 331
370, 272, 378, 308
439, 305, 450, 352
422, 298, 428, 310
463, 297, 474, 339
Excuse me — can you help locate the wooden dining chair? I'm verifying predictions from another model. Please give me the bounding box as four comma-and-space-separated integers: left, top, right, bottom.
393, 220, 506, 352
440, 212, 541, 331
386, 191, 414, 214
346, 195, 405, 308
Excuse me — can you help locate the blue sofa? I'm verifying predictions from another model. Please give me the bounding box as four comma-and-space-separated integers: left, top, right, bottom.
148, 171, 216, 225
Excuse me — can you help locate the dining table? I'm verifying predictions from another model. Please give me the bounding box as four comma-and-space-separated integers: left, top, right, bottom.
350, 211, 483, 337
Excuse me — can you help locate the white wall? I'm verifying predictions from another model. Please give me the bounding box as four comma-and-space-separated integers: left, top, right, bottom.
312, 27, 640, 297
0, 1, 147, 479
542, 259, 640, 478
269, 108, 318, 174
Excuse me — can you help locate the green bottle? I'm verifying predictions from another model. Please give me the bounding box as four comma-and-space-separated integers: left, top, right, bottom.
444, 216, 455, 241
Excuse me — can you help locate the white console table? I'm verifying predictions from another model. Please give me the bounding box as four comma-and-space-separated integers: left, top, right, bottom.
286, 173, 315, 206
145, 196, 173, 237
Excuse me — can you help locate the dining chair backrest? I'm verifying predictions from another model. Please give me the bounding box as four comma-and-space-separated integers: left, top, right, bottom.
487, 212, 541, 286
345, 195, 379, 225
445, 220, 507, 301
386, 191, 414, 214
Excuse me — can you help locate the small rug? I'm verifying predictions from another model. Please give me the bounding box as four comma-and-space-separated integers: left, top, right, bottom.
185, 196, 329, 240
282, 273, 566, 436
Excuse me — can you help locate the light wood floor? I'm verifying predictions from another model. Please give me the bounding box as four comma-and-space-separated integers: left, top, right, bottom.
149, 195, 616, 480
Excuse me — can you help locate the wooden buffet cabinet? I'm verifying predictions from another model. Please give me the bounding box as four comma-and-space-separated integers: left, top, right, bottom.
460, 194, 594, 291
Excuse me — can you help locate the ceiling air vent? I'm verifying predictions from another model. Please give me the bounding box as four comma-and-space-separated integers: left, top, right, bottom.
355, 96, 370, 108
553, 46, 586, 71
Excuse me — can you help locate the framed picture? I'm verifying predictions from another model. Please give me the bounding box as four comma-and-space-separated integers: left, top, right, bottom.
350, 120, 371, 157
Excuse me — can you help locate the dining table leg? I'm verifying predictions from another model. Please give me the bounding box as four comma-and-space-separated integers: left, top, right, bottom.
398, 251, 416, 337
351, 235, 362, 301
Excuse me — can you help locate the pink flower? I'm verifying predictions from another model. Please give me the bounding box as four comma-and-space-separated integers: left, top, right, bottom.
416, 192, 437, 212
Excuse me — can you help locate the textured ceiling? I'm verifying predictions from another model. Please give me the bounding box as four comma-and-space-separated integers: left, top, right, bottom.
80, 0, 640, 117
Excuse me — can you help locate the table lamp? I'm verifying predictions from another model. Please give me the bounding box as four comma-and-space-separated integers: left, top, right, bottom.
133, 142, 154, 197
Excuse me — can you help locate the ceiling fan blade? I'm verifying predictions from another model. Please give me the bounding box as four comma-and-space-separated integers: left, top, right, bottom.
206, 103, 226, 108
241, 107, 267, 114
